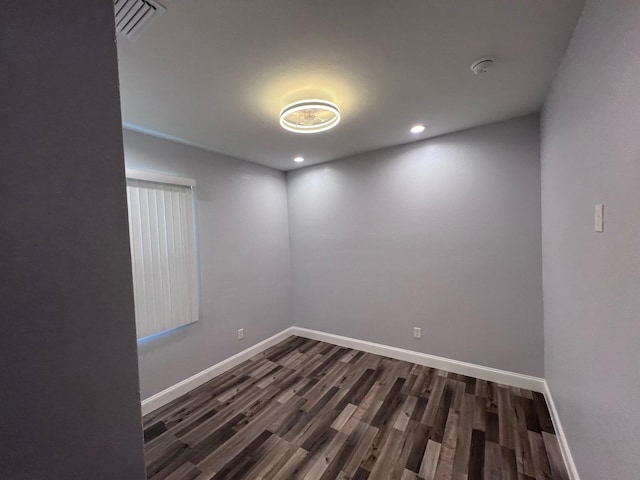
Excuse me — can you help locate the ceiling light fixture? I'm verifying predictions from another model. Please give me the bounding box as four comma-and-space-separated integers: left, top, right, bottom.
280, 99, 340, 134
293, 156, 305, 163
410, 124, 425, 134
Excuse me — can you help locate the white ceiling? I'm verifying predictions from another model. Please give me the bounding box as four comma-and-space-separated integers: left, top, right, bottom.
117, 0, 584, 171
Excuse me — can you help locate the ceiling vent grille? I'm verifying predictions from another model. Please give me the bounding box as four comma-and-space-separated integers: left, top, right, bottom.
114, 0, 166, 41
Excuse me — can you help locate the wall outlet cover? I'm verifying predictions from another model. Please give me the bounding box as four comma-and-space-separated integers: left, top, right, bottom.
595, 204, 604, 232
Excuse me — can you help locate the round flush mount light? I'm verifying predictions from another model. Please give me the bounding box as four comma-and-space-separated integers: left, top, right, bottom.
279, 99, 340, 134
410, 124, 425, 134
293, 156, 305, 163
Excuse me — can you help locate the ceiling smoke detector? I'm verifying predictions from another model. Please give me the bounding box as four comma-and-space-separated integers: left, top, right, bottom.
279, 100, 340, 134
470, 57, 495, 75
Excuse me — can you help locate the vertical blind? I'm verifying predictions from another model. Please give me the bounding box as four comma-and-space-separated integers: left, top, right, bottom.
126, 174, 199, 339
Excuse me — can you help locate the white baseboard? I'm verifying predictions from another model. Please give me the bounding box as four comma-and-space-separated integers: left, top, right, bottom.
543, 381, 580, 480
140, 326, 575, 479
140, 327, 295, 415
291, 327, 546, 393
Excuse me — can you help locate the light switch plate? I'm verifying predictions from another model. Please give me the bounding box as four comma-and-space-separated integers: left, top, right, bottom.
595, 204, 604, 232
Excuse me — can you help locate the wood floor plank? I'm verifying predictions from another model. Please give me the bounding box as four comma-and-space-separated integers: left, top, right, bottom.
498, 386, 516, 449
513, 396, 536, 477
432, 408, 459, 480
387, 419, 424, 480
163, 462, 201, 480
249, 435, 298, 480
452, 393, 475, 474
332, 403, 359, 432
368, 427, 405, 479
393, 395, 418, 431
468, 429, 485, 480
303, 430, 350, 480
528, 431, 551, 480
339, 421, 379, 477
473, 395, 487, 432
501, 446, 519, 480
533, 393, 555, 434
484, 441, 502, 480
419, 439, 441, 480
421, 375, 446, 426
271, 446, 309, 479
542, 432, 569, 480
143, 336, 569, 480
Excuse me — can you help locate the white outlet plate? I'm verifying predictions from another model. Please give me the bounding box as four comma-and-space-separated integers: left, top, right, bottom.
413, 327, 422, 339
238, 328, 244, 340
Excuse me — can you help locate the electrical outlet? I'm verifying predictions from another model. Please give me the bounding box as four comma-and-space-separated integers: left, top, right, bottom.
413, 327, 422, 339
237, 328, 244, 340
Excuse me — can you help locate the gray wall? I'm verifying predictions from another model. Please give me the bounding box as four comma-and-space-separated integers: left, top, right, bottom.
541, 0, 640, 477
288, 115, 544, 376
0, 2, 145, 479
123, 130, 292, 398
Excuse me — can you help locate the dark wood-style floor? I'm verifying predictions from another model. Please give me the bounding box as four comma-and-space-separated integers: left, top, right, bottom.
142, 336, 569, 480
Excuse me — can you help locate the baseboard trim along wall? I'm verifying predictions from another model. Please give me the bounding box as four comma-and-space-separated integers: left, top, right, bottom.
542, 381, 581, 480
140, 326, 578, 479
291, 327, 546, 392
140, 327, 296, 415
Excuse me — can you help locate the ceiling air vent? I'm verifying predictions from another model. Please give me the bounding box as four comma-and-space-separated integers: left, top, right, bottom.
114, 0, 166, 41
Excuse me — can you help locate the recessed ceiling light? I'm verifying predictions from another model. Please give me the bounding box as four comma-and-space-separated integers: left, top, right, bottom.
410, 124, 425, 134
293, 156, 305, 163
280, 100, 340, 134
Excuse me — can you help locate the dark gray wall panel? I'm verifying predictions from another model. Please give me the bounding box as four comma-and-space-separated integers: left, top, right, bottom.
0, 2, 145, 478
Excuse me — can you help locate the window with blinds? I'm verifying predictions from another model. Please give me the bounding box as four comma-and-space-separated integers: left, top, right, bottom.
125, 170, 199, 339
